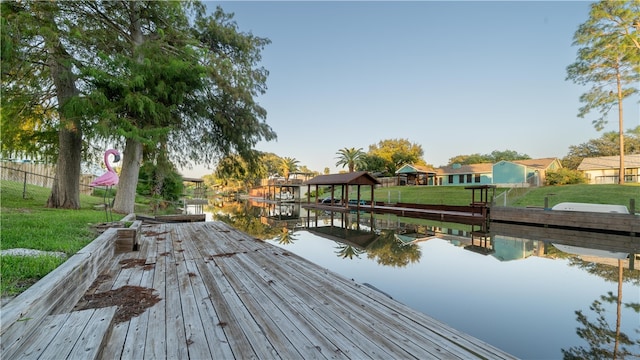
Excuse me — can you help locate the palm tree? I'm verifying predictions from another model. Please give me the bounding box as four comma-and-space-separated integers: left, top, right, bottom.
335, 147, 365, 172
277, 226, 298, 245
334, 243, 365, 259
281, 157, 299, 182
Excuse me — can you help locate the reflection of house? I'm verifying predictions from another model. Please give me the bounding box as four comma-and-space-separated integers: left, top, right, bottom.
492, 236, 537, 261
395, 232, 436, 245
577, 154, 640, 184
398, 158, 561, 187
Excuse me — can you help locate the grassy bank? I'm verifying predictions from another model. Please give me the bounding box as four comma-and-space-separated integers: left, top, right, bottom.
1, 180, 123, 296
508, 184, 639, 209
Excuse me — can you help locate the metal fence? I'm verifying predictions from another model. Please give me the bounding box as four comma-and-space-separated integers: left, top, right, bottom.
1, 164, 96, 199
492, 185, 531, 207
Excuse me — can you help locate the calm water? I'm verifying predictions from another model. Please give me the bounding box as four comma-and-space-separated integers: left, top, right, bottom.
204, 201, 640, 359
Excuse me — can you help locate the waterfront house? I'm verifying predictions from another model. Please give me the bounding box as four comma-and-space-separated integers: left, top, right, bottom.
435, 163, 493, 186
398, 157, 562, 187
492, 158, 562, 186
577, 154, 640, 184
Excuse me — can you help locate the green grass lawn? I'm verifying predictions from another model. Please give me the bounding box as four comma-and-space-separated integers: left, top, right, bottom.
370, 184, 638, 209
1, 180, 124, 296
509, 184, 640, 209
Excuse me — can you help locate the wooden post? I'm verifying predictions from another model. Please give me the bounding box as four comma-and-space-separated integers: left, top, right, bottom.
544, 197, 549, 210
371, 185, 375, 209
23, 172, 27, 199
629, 199, 635, 214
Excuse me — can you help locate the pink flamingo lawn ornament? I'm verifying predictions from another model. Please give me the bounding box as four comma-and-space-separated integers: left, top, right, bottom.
90, 149, 120, 222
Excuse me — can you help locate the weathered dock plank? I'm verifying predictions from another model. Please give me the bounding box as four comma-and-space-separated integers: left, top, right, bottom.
185, 259, 235, 359
142, 238, 168, 360
205, 223, 404, 358
11, 307, 116, 360
121, 263, 155, 359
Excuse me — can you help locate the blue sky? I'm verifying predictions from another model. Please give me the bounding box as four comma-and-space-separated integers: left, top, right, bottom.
185, 1, 639, 177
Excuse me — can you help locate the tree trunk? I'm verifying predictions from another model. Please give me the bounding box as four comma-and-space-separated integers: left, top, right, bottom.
613, 259, 623, 360
617, 70, 625, 185
47, 125, 82, 208
112, 138, 142, 214
111, 1, 144, 215
46, 35, 82, 209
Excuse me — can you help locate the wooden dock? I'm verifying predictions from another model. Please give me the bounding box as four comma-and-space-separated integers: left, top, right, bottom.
490, 206, 640, 236
2, 221, 516, 359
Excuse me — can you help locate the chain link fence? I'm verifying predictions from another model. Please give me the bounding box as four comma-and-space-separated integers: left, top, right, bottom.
1, 164, 95, 199
492, 185, 531, 207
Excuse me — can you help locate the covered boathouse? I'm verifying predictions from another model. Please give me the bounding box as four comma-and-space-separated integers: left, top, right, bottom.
304, 171, 380, 208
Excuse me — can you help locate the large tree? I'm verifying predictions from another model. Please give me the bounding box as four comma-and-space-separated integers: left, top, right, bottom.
79, 2, 275, 213
367, 138, 425, 174
1, 3, 59, 160
335, 147, 365, 173
563, 126, 640, 169
566, 0, 640, 184
2, 1, 276, 213
359, 154, 393, 176
1, 2, 88, 209
215, 152, 266, 191
447, 149, 531, 166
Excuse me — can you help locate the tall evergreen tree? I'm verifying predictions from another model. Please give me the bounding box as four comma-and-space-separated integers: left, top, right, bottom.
566, 0, 640, 184
1, 1, 89, 208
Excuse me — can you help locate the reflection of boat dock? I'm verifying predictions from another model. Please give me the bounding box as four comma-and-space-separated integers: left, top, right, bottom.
2, 222, 516, 359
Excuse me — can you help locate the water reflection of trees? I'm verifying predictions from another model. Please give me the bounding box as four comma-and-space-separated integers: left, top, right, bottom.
211, 203, 280, 240
277, 227, 298, 245
365, 230, 421, 267
568, 258, 640, 286
562, 292, 640, 359
563, 260, 640, 360
335, 244, 364, 259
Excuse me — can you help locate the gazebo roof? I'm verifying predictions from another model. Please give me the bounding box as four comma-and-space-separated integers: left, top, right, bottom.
304, 171, 381, 186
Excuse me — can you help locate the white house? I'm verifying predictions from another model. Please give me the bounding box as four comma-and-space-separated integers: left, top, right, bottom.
577, 154, 640, 184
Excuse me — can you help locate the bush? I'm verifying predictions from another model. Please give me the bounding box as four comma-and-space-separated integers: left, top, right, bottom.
137, 162, 184, 201
545, 168, 587, 185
